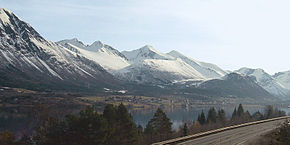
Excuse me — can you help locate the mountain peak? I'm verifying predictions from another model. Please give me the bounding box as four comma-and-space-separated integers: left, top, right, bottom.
237, 67, 267, 76
167, 50, 184, 57
57, 38, 86, 49
86, 40, 105, 52
168, 50, 180, 54
0, 8, 14, 25
122, 45, 174, 62
140, 45, 157, 53
91, 40, 103, 47
0, 8, 13, 15
71, 38, 79, 42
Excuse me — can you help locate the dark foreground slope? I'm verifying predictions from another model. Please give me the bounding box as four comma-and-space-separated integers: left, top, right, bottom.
198, 73, 276, 101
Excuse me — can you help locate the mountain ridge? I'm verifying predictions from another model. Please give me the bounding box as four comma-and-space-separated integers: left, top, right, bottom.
236, 67, 290, 99
1, 8, 289, 101
0, 8, 120, 92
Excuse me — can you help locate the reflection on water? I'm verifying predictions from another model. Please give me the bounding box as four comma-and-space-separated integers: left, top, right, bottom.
130, 105, 290, 130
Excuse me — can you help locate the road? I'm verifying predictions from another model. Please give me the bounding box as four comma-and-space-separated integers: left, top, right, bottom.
179, 119, 287, 145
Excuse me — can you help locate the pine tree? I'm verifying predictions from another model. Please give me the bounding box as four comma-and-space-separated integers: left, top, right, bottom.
183, 123, 188, 136
252, 111, 263, 121
76, 106, 110, 145
137, 125, 143, 136
244, 110, 251, 121
232, 107, 237, 120
237, 104, 244, 117
200, 111, 206, 125
102, 104, 118, 145
218, 109, 226, 124
33, 105, 138, 145
197, 114, 201, 124
116, 103, 138, 145
207, 107, 217, 123
34, 106, 111, 145
264, 105, 274, 119
145, 108, 172, 135
102, 104, 138, 145
144, 123, 154, 134
103, 104, 117, 124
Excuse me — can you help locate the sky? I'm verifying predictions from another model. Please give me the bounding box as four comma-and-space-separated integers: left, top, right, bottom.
1, 0, 290, 74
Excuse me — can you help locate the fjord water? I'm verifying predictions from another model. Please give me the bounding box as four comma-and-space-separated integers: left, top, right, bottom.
130, 105, 290, 130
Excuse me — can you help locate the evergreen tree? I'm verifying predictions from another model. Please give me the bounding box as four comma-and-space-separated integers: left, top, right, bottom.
144, 124, 154, 134
34, 106, 110, 145
200, 111, 206, 125
183, 123, 188, 136
237, 104, 244, 117
197, 111, 206, 125
252, 111, 263, 121
115, 103, 138, 145
207, 107, 217, 123
197, 114, 201, 124
145, 108, 172, 135
137, 125, 143, 136
264, 105, 274, 119
33, 104, 138, 145
264, 105, 286, 119
103, 104, 117, 124
217, 109, 226, 124
232, 107, 237, 120
244, 110, 251, 121
74, 106, 110, 145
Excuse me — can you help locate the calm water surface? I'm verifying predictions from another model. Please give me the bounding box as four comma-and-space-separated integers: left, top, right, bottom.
131, 105, 290, 130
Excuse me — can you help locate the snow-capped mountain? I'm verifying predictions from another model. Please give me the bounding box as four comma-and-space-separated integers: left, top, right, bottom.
58, 42, 227, 84
273, 71, 290, 90
167, 50, 227, 79
236, 68, 290, 99
57, 39, 130, 71
0, 8, 119, 91
116, 58, 206, 84
116, 45, 227, 84
118, 45, 226, 84
2, 8, 289, 101
122, 45, 174, 62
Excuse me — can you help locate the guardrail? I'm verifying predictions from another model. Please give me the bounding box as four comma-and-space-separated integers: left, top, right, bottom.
152, 116, 290, 145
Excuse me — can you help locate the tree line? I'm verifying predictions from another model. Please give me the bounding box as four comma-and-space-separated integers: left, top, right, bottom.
0, 104, 286, 145
183, 104, 286, 137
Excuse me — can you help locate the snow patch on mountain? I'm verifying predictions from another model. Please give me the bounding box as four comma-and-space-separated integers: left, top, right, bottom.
122, 45, 174, 62
0, 8, 12, 25
37, 57, 63, 79
167, 50, 227, 79
57, 39, 130, 71
142, 58, 205, 78
273, 71, 290, 90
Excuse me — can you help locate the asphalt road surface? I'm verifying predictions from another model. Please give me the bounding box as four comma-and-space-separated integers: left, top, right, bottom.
179, 119, 287, 145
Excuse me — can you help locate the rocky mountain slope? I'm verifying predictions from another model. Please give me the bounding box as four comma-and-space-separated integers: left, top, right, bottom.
236, 68, 290, 99
198, 73, 276, 101
57, 39, 129, 72
273, 71, 290, 90
0, 8, 119, 92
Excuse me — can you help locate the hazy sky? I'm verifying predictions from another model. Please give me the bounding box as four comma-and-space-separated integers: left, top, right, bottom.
1, 0, 290, 74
